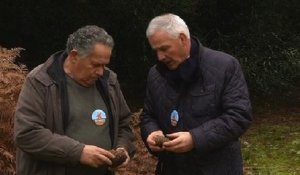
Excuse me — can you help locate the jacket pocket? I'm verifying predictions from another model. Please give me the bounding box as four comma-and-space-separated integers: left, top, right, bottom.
189, 84, 216, 117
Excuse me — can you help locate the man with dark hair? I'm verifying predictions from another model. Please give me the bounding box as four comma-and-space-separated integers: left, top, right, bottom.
140, 13, 252, 175
14, 25, 135, 175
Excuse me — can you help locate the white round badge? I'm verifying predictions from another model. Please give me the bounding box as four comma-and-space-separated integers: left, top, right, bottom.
92, 109, 106, 126
170, 110, 179, 126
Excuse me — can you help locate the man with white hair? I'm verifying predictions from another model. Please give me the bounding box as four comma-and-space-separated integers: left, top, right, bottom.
140, 13, 252, 175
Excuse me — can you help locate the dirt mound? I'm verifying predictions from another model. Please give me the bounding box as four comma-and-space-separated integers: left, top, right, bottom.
115, 110, 157, 175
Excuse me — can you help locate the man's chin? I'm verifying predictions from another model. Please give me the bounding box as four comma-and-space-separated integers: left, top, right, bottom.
81, 81, 96, 87
166, 64, 178, 70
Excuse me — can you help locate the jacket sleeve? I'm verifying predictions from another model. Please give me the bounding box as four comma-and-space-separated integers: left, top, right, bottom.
14, 76, 84, 165
111, 79, 136, 157
190, 58, 252, 154
139, 69, 161, 149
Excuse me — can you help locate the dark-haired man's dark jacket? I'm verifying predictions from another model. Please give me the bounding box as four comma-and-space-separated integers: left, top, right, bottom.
140, 37, 252, 175
14, 51, 135, 175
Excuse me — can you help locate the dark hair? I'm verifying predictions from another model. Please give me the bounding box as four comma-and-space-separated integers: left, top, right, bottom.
66, 25, 114, 57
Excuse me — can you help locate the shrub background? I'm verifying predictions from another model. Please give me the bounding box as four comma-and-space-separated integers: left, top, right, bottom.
0, 0, 299, 106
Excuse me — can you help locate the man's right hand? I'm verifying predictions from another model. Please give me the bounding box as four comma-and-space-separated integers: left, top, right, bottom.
80, 145, 115, 168
146, 130, 164, 152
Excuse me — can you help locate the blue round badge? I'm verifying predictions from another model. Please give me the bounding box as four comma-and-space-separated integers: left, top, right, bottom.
170, 110, 179, 126
92, 109, 106, 126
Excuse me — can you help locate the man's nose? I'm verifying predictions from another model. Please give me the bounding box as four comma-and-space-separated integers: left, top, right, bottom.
95, 66, 104, 76
157, 51, 166, 61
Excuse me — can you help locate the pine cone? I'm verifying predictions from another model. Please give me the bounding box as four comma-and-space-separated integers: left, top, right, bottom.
154, 135, 170, 147
109, 149, 127, 168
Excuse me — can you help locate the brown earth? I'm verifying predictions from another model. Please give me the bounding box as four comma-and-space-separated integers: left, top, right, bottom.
115, 110, 157, 175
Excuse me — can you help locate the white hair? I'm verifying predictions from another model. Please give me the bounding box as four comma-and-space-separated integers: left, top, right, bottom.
146, 13, 190, 39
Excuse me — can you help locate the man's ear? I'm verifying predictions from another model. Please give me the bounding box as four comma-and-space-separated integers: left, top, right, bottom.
179, 33, 189, 47
69, 50, 78, 63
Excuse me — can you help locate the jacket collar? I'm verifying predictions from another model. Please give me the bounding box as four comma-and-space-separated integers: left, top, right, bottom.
46, 51, 112, 86
47, 51, 68, 84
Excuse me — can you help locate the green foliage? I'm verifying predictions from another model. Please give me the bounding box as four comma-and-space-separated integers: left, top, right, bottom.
205, 0, 300, 97
228, 32, 300, 96
0, 0, 299, 104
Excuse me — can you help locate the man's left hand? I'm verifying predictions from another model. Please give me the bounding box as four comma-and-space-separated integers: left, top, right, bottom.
163, 132, 194, 153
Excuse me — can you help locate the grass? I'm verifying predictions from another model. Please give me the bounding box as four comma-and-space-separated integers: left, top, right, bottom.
241, 108, 300, 175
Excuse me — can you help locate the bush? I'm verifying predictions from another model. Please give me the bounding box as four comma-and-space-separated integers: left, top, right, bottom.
0, 46, 27, 175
